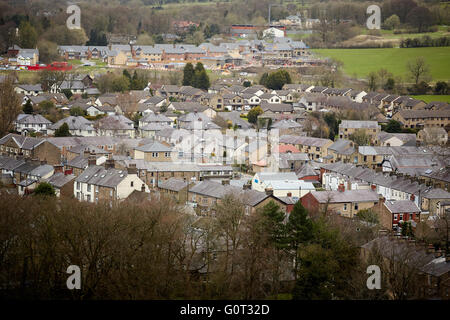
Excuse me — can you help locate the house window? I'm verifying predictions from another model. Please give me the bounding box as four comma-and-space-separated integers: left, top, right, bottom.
354, 203, 358, 210
164, 152, 170, 157
110, 190, 113, 197
76, 182, 80, 190
86, 195, 91, 202
130, 181, 134, 187
87, 184, 91, 192
399, 213, 403, 221
152, 152, 158, 158
77, 192, 80, 199
343, 203, 347, 211
394, 214, 398, 220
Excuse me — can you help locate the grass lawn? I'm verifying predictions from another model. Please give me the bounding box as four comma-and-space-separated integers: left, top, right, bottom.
313, 47, 450, 82
360, 26, 450, 40
410, 95, 450, 103
0, 70, 39, 83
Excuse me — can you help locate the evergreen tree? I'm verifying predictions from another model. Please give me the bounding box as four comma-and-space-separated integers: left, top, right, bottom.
385, 120, 402, 133
54, 123, 71, 137
123, 69, 132, 81
194, 70, 210, 90
287, 201, 314, 277
34, 182, 56, 196
23, 99, 33, 114
259, 72, 268, 86
182, 62, 195, 86
194, 62, 205, 73
265, 70, 292, 90
261, 201, 288, 249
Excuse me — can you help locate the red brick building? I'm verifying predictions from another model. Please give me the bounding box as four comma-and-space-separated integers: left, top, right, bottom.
379, 199, 421, 231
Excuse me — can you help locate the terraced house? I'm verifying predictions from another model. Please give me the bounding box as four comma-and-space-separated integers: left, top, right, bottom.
393, 109, 450, 129
338, 120, 381, 143
280, 135, 333, 161
74, 165, 149, 204
0, 134, 61, 165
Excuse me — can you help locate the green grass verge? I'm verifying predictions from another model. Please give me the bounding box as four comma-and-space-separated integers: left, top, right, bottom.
313, 47, 450, 82
410, 95, 450, 103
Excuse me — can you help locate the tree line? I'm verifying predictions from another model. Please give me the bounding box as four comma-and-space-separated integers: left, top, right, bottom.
0, 192, 384, 300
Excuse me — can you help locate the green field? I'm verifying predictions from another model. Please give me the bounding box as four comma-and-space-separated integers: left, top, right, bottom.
411, 95, 450, 103
313, 47, 450, 82
360, 26, 450, 40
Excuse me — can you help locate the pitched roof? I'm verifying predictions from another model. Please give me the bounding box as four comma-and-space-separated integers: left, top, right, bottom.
384, 200, 420, 213
75, 165, 130, 188
339, 120, 380, 129
49, 116, 94, 131
16, 114, 52, 125
135, 141, 172, 153
157, 178, 188, 192
309, 189, 379, 203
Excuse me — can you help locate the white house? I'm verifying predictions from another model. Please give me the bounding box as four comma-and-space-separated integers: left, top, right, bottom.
48, 116, 97, 137
252, 172, 299, 192
266, 180, 315, 200
263, 27, 285, 38
15, 114, 52, 135
74, 165, 149, 203
15, 84, 44, 96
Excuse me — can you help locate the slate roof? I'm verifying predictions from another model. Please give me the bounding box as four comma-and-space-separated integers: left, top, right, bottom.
0, 134, 44, 150
271, 119, 302, 129
158, 178, 188, 192
339, 120, 380, 129
328, 139, 355, 155
49, 116, 94, 131
135, 141, 172, 153
309, 189, 379, 203
95, 115, 134, 130
16, 114, 52, 125
141, 113, 172, 123
280, 135, 332, 147
189, 180, 268, 206
296, 163, 319, 178
384, 200, 420, 213
75, 165, 129, 188
361, 236, 450, 277
261, 102, 293, 113
397, 109, 450, 119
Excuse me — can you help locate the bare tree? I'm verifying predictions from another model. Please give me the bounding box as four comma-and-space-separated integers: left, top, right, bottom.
0, 74, 21, 136
407, 57, 431, 85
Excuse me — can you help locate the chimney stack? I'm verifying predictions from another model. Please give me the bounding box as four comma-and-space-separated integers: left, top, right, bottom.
265, 188, 273, 196
221, 179, 230, 185
105, 159, 115, 169
127, 163, 137, 175
88, 155, 97, 167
